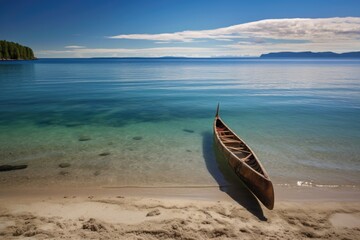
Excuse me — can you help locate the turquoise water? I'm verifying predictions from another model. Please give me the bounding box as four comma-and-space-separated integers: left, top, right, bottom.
0, 58, 359, 188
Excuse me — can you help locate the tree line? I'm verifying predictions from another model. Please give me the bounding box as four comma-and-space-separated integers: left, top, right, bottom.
0, 40, 35, 60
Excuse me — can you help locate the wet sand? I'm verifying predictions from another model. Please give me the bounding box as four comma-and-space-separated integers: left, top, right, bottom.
0, 185, 359, 239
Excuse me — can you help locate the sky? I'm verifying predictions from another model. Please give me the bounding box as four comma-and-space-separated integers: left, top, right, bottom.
1, 0, 360, 58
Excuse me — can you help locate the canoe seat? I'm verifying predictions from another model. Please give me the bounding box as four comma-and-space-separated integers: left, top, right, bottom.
218, 130, 230, 133
220, 136, 236, 140
220, 133, 234, 137
220, 136, 238, 140
245, 157, 263, 174
232, 151, 251, 156
220, 135, 236, 139
219, 133, 232, 137
242, 153, 253, 161
221, 137, 238, 141
222, 140, 241, 143
227, 146, 245, 151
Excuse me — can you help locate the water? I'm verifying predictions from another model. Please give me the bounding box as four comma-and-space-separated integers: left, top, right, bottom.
0, 58, 359, 188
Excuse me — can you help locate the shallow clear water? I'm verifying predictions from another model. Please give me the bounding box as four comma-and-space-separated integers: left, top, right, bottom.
0, 58, 359, 188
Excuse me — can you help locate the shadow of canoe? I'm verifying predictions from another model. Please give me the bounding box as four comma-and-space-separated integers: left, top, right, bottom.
201, 131, 267, 221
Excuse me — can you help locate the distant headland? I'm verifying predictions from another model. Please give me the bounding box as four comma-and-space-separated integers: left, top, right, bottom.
0, 40, 36, 60
260, 51, 360, 59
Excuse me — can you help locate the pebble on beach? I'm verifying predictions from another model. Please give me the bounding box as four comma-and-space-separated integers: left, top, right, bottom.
99, 152, 110, 156
0, 164, 28, 172
78, 135, 91, 141
82, 218, 106, 232
183, 129, 195, 133
146, 209, 161, 217
59, 163, 71, 168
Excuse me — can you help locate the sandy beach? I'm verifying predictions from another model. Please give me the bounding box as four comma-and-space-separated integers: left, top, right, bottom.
1, 185, 359, 239
2, 0, 360, 239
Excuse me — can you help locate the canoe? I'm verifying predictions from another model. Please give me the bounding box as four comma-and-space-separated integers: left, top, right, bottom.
213, 104, 274, 210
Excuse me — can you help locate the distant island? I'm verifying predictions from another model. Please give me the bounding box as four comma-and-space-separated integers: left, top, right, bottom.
260, 51, 360, 59
0, 40, 36, 60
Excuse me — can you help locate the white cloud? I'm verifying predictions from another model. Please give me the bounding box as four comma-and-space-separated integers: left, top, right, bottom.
109, 17, 360, 43
38, 47, 229, 58
38, 39, 360, 57
38, 17, 360, 57
64, 45, 86, 49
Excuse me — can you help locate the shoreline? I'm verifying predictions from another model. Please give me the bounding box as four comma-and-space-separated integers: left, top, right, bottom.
1, 184, 360, 202
1, 185, 359, 239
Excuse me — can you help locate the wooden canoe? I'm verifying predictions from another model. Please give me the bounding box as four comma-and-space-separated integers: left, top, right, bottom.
213, 104, 274, 210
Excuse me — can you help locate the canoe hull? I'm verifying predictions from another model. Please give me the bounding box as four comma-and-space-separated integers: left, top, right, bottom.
213, 117, 274, 210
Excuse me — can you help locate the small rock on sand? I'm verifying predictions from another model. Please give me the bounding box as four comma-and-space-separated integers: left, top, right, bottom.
0, 164, 27, 172
82, 218, 106, 232
183, 129, 195, 133
12, 228, 23, 236
78, 136, 91, 141
99, 152, 110, 156
146, 209, 160, 217
59, 163, 71, 168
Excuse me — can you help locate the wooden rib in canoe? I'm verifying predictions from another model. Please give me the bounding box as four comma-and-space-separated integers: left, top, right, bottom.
213, 104, 274, 210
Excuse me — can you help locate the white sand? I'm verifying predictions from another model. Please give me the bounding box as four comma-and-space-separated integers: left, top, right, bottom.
329, 213, 360, 228
0, 186, 359, 239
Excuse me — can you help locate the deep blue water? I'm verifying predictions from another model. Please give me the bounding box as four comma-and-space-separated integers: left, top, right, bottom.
0, 58, 359, 188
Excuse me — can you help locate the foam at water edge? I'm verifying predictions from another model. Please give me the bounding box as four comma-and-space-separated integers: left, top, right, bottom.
295, 181, 357, 188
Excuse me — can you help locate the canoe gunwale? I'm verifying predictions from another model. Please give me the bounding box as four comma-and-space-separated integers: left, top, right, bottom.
214, 116, 270, 180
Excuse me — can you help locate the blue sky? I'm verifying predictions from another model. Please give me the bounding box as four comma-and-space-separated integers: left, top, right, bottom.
1, 0, 360, 57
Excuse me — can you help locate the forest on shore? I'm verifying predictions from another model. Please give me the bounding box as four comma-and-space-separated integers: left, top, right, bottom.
0, 40, 36, 60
